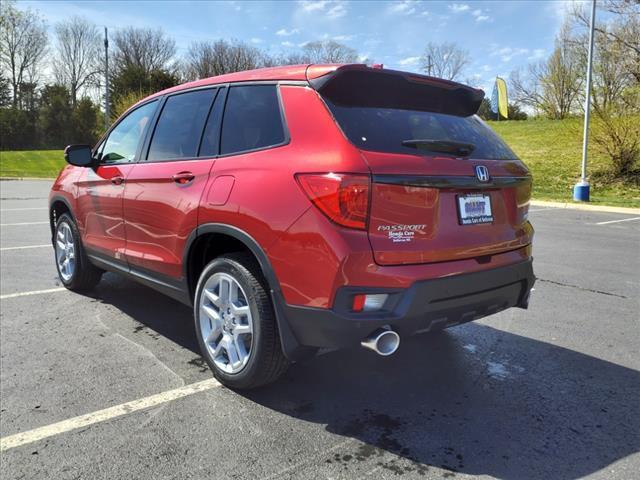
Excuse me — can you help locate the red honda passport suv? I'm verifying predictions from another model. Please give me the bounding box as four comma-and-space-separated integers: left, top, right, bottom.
49, 64, 535, 389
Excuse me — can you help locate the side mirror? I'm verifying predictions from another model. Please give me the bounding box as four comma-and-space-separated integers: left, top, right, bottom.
64, 144, 94, 167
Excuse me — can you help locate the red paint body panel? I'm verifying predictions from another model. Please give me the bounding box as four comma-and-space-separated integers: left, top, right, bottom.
74, 164, 134, 260
50, 65, 533, 321
123, 159, 214, 278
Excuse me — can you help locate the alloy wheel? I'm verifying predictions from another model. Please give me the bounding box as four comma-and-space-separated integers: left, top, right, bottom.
199, 272, 254, 374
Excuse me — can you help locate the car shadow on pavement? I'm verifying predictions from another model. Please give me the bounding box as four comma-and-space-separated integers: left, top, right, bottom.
244, 324, 640, 480
83, 276, 639, 479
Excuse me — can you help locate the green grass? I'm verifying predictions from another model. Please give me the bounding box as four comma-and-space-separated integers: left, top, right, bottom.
1, 118, 639, 207
488, 118, 640, 208
0, 150, 65, 178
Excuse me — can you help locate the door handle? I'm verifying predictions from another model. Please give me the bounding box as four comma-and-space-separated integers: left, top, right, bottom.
111, 176, 124, 185
172, 172, 195, 185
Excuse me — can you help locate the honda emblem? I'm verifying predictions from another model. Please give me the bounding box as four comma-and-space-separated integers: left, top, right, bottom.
475, 165, 490, 182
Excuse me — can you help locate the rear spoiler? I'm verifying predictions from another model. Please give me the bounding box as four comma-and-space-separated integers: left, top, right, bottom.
307, 64, 484, 117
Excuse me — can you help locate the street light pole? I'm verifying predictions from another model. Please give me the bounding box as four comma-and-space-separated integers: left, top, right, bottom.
574, 0, 597, 202
104, 26, 110, 130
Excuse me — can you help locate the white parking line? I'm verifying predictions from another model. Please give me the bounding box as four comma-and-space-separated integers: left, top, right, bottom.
0, 378, 221, 452
595, 216, 640, 225
0, 207, 47, 212
0, 244, 50, 252
0, 221, 49, 226
0, 288, 66, 300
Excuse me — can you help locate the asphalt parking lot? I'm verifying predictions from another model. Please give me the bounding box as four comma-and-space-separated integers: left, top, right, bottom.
1, 179, 638, 480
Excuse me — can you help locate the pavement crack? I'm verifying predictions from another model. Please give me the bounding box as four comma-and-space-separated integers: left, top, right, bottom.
536, 278, 627, 299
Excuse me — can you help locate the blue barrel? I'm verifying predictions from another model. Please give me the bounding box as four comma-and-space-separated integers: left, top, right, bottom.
573, 182, 590, 202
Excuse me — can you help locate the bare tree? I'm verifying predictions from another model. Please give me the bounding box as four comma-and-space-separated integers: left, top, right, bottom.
184, 39, 267, 80
420, 42, 469, 80
53, 16, 101, 106
509, 23, 582, 119
0, 1, 48, 108
113, 27, 176, 74
299, 40, 359, 64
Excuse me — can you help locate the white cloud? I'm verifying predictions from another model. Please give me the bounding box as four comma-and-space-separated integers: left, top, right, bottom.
327, 3, 347, 18
276, 28, 299, 36
528, 48, 546, 60
482, 64, 492, 72
297, 0, 347, 18
388, 1, 418, 15
449, 3, 470, 13
333, 34, 355, 41
250, 37, 264, 44
471, 8, 491, 22
281, 41, 296, 48
298, 0, 329, 12
491, 46, 529, 62
398, 56, 421, 66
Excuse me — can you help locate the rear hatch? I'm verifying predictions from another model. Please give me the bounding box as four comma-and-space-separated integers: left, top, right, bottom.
311, 66, 532, 265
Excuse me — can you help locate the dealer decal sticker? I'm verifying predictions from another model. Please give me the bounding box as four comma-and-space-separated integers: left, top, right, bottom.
377, 224, 426, 243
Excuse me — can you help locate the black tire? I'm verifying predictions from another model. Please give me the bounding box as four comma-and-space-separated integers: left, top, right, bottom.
54, 213, 102, 291
193, 253, 289, 389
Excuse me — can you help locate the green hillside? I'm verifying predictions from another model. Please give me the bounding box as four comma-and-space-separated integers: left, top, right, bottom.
489, 118, 639, 207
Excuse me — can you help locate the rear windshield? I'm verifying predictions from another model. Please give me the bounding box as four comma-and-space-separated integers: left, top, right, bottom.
325, 101, 517, 160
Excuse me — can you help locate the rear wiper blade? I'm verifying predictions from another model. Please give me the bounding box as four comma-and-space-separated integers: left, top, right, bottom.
401, 139, 476, 156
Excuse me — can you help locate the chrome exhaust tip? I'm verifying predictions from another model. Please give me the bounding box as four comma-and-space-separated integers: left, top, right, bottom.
361, 328, 400, 356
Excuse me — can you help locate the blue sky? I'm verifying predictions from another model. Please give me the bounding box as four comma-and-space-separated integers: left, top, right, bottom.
23, 0, 578, 93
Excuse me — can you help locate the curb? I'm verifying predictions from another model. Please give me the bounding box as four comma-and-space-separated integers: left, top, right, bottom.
530, 200, 640, 215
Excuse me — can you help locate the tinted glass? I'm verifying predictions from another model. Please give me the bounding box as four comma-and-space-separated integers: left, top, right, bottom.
101, 100, 157, 163
199, 87, 226, 157
326, 101, 517, 160
221, 85, 285, 155
148, 89, 216, 161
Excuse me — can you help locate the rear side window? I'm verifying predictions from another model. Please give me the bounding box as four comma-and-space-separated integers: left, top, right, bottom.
326, 102, 517, 161
221, 85, 285, 155
147, 89, 216, 161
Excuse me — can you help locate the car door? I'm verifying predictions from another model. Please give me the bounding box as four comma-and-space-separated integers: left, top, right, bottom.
122, 87, 224, 280
76, 100, 159, 261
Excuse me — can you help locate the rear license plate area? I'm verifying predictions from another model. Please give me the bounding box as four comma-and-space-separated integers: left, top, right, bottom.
457, 194, 493, 225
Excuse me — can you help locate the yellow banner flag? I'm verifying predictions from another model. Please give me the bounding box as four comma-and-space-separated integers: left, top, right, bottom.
496, 77, 508, 119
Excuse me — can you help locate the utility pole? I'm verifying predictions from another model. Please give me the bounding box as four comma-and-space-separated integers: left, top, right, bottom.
574, 0, 596, 202
104, 26, 110, 130
426, 55, 433, 76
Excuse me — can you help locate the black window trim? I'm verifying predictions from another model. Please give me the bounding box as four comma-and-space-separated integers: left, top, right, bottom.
93, 98, 161, 166
142, 86, 220, 164
95, 80, 296, 167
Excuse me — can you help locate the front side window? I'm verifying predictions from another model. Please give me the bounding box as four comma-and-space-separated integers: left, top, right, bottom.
101, 100, 157, 163
147, 89, 217, 161
221, 85, 285, 156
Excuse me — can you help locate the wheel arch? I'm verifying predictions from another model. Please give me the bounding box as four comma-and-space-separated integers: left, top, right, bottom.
49, 195, 74, 243
183, 223, 312, 361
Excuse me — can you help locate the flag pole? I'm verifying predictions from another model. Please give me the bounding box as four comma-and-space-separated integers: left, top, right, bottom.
574, 0, 596, 202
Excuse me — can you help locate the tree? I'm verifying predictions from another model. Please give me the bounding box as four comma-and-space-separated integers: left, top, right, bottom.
38, 84, 72, 148
0, 1, 48, 108
113, 27, 176, 75
184, 39, 266, 80
420, 42, 469, 80
509, 23, 582, 119
110, 64, 178, 119
299, 40, 360, 64
53, 16, 102, 106
0, 72, 11, 107
71, 97, 100, 144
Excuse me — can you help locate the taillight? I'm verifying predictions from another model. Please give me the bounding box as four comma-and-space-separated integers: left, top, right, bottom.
296, 173, 370, 230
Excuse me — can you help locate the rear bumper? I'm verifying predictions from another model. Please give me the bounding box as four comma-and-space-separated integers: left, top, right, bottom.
282, 259, 535, 349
